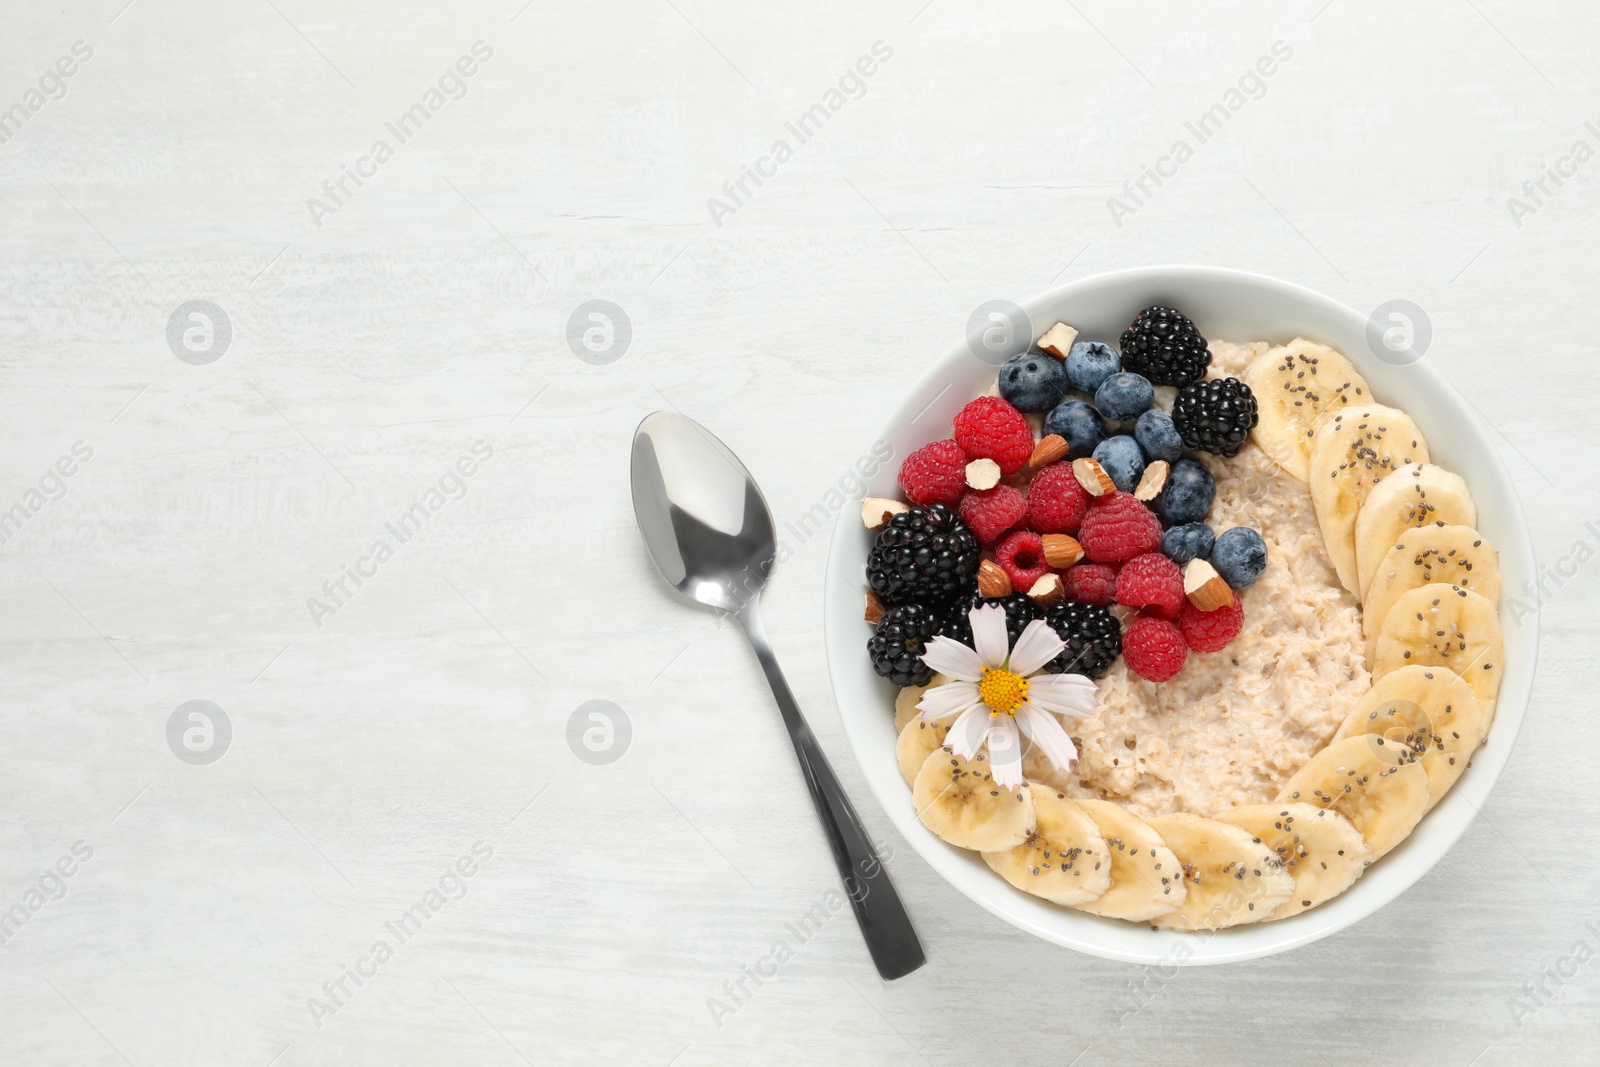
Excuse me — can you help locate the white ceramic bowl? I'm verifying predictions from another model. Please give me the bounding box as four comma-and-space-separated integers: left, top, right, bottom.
823, 266, 1536, 965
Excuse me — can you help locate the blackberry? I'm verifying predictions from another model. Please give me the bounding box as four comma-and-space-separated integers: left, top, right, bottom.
866, 504, 981, 606
1044, 601, 1123, 678
1172, 377, 1259, 458
867, 602, 941, 687
1119, 306, 1210, 387
938, 593, 1039, 647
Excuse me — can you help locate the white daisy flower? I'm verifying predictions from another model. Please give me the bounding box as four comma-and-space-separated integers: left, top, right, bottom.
915, 603, 1099, 790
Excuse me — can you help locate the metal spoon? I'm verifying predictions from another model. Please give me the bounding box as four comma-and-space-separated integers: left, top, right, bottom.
630, 411, 925, 981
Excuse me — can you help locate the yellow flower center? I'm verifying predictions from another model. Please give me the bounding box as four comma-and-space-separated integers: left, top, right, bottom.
978, 666, 1029, 716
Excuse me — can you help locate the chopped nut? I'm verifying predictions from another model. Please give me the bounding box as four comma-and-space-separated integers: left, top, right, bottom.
861, 496, 909, 530
1184, 559, 1236, 612
965, 458, 1002, 491
864, 591, 886, 625
1027, 573, 1064, 607
1134, 460, 1170, 501
1041, 533, 1084, 569
1029, 434, 1069, 469
1072, 457, 1116, 496
977, 559, 1012, 598
1037, 322, 1079, 358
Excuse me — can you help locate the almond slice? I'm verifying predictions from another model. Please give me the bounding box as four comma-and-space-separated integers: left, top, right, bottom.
1027, 573, 1064, 608
1184, 559, 1236, 612
1037, 322, 1079, 358
1072, 457, 1116, 497
1041, 533, 1083, 569
861, 497, 909, 530
1029, 434, 1069, 469
977, 559, 1012, 598
1134, 460, 1170, 502
865, 591, 885, 625
965, 458, 1002, 491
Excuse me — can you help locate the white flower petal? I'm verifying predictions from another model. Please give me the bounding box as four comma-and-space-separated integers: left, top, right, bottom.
970, 604, 1009, 669
1007, 619, 1066, 676
987, 718, 1025, 789
916, 680, 982, 721
1016, 703, 1079, 773
919, 636, 984, 682
1026, 672, 1101, 717
945, 704, 991, 760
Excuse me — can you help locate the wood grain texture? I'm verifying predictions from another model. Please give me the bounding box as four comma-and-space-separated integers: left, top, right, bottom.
0, 0, 1593, 1063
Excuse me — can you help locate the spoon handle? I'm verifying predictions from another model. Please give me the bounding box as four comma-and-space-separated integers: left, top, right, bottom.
738, 605, 925, 980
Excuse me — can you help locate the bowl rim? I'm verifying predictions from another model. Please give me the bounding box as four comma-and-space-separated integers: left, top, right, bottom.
821, 264, 1538, 965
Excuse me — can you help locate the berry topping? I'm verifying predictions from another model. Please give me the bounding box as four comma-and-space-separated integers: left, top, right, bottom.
1062, 562, 1120, 606
1161, 522, 1216, 565
1094, 371, 1156, 422
898, 439, 968, 507
1065, 340, 1121, 393
1119, 306, 1211, 387
867, 602, 941, 686
1042, 400, 1106, 459
1178, 597, 1244, 654
1133, 408, 1183, 463
958, 484, 1027, 545
1044, 601, 1123, 678
1026, 461, 1091, 535
1122, 615, 1188, 682
866, 504, 981, 606
998, 350, 1070, 413
1172, 377, 1259, 458
953, 396, 1034, 474
995, 530, 1052, 591
1150, 457, 1216, 527
1092, 434, 1146, 494
1115, 552, 1186, 620
1212, 526, 1269, 589
938, 592, 1039, 647
1078, 491, 1163, 563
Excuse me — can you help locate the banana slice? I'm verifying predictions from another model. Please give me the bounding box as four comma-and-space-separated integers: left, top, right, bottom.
1243, 339, 1371, 481
1146, 813, 1293, 930
894, 674, 950, 731
1308, 405, 1430, 594
1215, 803, 1371, 919
1363, 525, 1500, 666
1354, 464, 1477, 599
1072, 798, 1185, 922
1336, 664, 1489, 808
1372, 583, 1503, 709
982, 789, 1113, 905
1275, 735, 1427, 859
913, 750, 1036, 851
896, 717, 949, 787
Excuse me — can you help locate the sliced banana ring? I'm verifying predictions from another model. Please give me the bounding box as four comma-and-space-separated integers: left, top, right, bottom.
1243, 338, 1371, 481
1215, 802, 1371, 919
1354, 463, 1477, 599
1308, 404, 1429, 594
913, 750, 1036, 852
896, 716, 949, 787
1372, 583, 1503, 709
1071, 798, 1185, 922
1333, 664, 1488, 808
982, 789, 1112, 906
1363, 524, 1500, 667
1275, 735, 1428, 859
1146, 813, 1294, 930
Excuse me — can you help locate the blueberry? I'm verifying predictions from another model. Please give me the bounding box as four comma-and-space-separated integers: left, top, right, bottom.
1094, 372, 1155, 423
1161, 523, 1215, 565
1134, 409, 1183, 463
1042, 400, 1105, 459
1092, 435, 1145, 493
998, 350, 1070, 413
1065, 340, 1120, 394
1150, 458, 1214, 526
1212, 527, 1268, 589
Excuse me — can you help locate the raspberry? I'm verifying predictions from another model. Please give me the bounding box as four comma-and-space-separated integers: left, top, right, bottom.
1026, 462, 1090, 535
1063, 563, 1120, 606
953, 396, 1033, 474
1122, 616, 1188, 682
1178, 597, 1244, 653
1115, 553, 1186, 620
1078, 492, 1162, 563
958, 485, 1026, 545
995, 530, 1051, 591
898, 439, 967, 506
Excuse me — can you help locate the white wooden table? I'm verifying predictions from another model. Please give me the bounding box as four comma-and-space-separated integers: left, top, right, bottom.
0, 1, 1592, 1063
